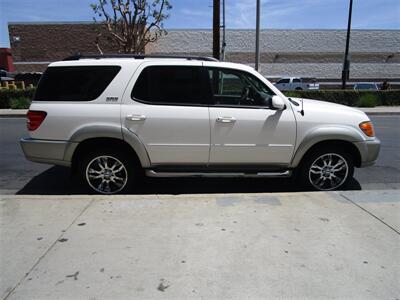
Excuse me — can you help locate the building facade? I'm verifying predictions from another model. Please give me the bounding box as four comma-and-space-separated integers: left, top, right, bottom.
8, 22, 400, 80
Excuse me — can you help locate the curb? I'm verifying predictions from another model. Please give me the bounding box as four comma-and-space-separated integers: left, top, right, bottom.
363, 112, 400, 116
0, 189, 398, 200
0, 110, 28, 118
0, 114, 27, 118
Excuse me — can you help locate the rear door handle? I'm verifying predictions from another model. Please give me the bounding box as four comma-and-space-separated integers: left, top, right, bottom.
216, 117, 236, 123
126, 114, 146, 121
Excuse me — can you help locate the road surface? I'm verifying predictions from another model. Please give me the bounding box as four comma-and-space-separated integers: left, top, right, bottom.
0, 116, 399, 195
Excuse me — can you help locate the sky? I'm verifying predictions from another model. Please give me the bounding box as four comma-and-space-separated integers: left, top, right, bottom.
1, 0, 399, 47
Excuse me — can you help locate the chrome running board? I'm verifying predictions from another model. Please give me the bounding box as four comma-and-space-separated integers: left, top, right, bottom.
145, 170, 292, 178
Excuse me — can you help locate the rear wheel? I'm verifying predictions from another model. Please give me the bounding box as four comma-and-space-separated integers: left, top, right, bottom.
78, 149, 136, 194
299, 147, 354, 191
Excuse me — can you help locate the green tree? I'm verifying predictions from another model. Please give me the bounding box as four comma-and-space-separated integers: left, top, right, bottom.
91, 0, 172, 54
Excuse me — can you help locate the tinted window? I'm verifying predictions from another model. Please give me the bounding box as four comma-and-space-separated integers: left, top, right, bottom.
207, 68, 275, 106
132, 66, 209, 105
277, 79, 290, 84
355, 83, 377, 90
292, 78, 301, 83
34, 66, 121, 101
209, 70, 245, 97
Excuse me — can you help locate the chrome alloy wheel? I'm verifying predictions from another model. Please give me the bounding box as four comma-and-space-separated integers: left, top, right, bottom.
86, 156, 128, 194
308, 153, 349, 191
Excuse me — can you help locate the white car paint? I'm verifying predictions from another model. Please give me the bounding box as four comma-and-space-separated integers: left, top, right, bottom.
25, 57, 377, 171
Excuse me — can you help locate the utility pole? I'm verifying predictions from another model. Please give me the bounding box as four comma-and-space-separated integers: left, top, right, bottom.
221, 0, 226, 61
213, 0, 220, 60
255, 0, 261, 71
341, 0, 353, 90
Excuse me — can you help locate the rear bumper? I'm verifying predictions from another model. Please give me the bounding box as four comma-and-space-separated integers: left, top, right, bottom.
20, 138, 78, 167
354, 138, 381, 167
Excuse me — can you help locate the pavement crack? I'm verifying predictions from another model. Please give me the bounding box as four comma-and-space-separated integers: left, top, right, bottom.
340, 194, 400, 235
3, 198, 95, 300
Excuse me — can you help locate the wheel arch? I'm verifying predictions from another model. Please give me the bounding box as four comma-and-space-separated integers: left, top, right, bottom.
65, 125, 151, 170
296, 140, 362, 169
291, 127, 364, 168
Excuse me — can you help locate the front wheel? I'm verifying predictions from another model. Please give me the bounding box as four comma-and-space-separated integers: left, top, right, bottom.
299, 147, 354, 191
78, 149, 136, 194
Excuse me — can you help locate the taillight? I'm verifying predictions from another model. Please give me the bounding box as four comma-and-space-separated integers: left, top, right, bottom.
359, 121, 375, 137
27, 110, 47, 131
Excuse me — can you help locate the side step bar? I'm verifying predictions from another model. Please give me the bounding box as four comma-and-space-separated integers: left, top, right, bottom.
145, 170, 292, 178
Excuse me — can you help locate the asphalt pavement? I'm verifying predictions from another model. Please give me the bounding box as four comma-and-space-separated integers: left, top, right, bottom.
0, 116, 399, 195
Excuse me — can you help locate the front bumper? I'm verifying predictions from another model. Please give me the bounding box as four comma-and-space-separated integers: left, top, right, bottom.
20, 138, 78, 167
354, 138, 381, 167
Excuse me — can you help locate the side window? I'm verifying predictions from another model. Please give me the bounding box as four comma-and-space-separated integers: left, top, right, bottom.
206, 67, 275, 107
208, 69, 246, 98
131, 66, 210, 105
292, 78, 301, 83
34, 66, 121, 101
277, 79, 290, 84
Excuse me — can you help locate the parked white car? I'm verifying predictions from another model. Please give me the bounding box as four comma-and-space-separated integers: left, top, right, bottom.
21, 55, 380, 194
274, 77, 319, 91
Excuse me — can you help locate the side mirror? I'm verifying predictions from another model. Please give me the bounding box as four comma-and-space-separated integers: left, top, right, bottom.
271, 95, 285, 110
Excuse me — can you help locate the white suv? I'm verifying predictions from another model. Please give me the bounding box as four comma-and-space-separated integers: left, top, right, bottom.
21, 55, 380, 194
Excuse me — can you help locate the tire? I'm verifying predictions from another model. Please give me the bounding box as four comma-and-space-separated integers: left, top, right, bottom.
295, 87, 303, 91
77, 148, 137, 194
298, 146, 354, 191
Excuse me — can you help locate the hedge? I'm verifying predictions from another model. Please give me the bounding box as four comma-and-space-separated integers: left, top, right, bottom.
0, 88, 399, 109
0, 88, 36, 109
284, 90, 400, 107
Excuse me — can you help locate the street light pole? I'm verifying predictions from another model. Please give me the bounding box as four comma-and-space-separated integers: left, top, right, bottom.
213, 0, 221, 60
342, 0, 353, 90
255, 0, 261, 71
221, 0, 226, 61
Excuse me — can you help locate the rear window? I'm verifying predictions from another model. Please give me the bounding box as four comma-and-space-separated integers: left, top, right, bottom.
34, 66, 121, 101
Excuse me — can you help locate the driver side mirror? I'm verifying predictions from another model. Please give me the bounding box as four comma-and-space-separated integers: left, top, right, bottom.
271, 96, 285, 110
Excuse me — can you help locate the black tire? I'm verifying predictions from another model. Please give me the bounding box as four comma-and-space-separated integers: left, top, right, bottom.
295, 87, 303, 91
77, 148, 137, 194
298, 146, 354, 191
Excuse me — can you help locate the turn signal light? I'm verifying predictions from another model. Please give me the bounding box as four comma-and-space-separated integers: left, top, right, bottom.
359, 121, 375, 137
27, 110, 47, 131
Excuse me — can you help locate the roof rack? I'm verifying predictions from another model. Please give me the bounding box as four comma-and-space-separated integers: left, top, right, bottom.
63, 53, 219, 62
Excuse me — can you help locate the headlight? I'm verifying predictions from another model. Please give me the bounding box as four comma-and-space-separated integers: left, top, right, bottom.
359, 121, 375, 137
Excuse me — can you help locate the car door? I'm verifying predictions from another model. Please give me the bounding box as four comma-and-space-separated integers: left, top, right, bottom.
121, 61, 211, 165
206, 67, 296, 166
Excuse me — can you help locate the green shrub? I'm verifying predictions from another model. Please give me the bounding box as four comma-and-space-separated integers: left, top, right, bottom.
0, 87, 399, 108
284, 90, 400, 107
9, 97, 31, 109
357, 94, 377, 107
0, 88, 35, 109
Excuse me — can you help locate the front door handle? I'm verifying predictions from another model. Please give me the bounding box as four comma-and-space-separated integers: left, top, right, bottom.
126, 114, 146, 121
216, 117, 236, 123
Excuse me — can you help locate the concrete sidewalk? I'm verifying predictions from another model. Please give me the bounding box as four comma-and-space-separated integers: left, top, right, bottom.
1, 191, 399, 299
0, 107, 400, 117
